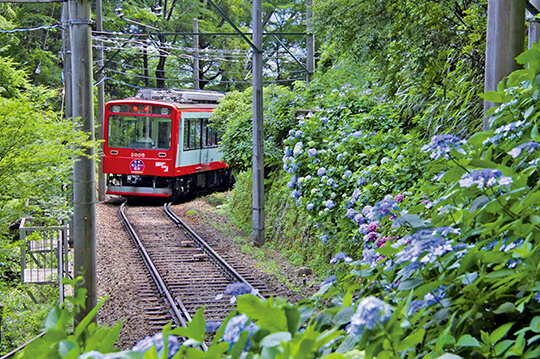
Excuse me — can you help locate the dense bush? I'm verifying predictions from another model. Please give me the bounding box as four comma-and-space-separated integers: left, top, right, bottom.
210, 85, 301, 172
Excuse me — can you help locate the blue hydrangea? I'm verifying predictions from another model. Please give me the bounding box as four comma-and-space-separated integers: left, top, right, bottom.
132, 333, 180, 358
357, 177, 366, 186
308, 148, 317, 157
354, 213, 364, 225
298, 120, 306, 127
206, 321, 221, 333
307, 203, 315, 210
320, 275, 336, 288
287, 176, 296, 189
508, 141, 540, 158
293, 142, 303, 157
421, 134, 466, 160
283, 147, 292, 157
327, 178, 335, 187
372, 196, 400, 220
348, 297, 392, 334
362, 247, 379, 268
337, 153, 344, 161
359, 224, 369, 234
288, 129, 295, 136
346, 208, 356, 219
321, 234, 328, 243
459, 169, 513, 189
222, 314, 259, 350
424, 286, 447, 307
394, 228, 458, 268
330, 252, 353, 264
343, 170, 352, 179
352, 130, 363, 138
325, 200, 335, 209
321, 116, 328, 123
317, 167, 327, 176
215, 282, 259, 303
408, 300, 425, 316
291, 189, 301, 199
432, 171, 445, 181
295, 130, 303, 137
352, 189, 361, 200
485, 120, 527, 145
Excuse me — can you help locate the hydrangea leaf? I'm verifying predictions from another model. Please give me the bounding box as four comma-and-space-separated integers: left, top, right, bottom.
396, 328, 425, 351
333, 307, 355, 326
172, 307, 205, 343
493, 302, 516, 315
489, 323, 514, 343
469, 195, 489, 213
260, 331, 292, 347
494, 340, 514, 356
456, 334, 481, 348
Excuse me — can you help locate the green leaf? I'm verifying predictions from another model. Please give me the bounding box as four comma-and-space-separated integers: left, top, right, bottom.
493, 302, 516, 314
172, 307, 205, 343
495, 340, 514, 356
261, 331, 292, 347
333, 307, 355, 326
392, 214, 429, 229
397, 328, 425, 351
284, 306, 301, 334
436, 354, 463, 359
470, 195, 489, 213
531, 316, 540, 333
398, 277, 423, 291
490, 323, 514, 343
456, 334, 481, 348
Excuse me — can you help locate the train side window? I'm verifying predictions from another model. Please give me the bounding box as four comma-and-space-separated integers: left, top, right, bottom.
183, 120, 190, 150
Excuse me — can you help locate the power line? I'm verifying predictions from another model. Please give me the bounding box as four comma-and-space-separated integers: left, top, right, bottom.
0, 23, 62, 33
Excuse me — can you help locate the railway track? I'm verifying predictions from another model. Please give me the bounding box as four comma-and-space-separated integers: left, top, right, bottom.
119, 202, 269, 332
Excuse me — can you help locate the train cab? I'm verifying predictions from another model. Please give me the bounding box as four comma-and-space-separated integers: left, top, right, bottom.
102, 89, 231, 200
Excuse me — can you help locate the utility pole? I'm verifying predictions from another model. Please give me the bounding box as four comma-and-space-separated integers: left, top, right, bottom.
483, 0, 525, 130
193, 18, 200, 90
61, 2, 72, 121
306, 0, 314, 82
529, 0, 540, 48
96, 0, 106, 202
70, 0, 97, 322
252, 0, 264, 247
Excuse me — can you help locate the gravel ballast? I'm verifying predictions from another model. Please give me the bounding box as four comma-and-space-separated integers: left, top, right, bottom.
96, 194, 317, 349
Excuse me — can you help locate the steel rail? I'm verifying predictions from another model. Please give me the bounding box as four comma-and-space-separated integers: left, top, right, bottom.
119, 202, 188, 328
164, 203, 265, 300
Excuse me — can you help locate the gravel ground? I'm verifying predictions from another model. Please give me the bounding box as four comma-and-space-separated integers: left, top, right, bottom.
96, 193, 318, 349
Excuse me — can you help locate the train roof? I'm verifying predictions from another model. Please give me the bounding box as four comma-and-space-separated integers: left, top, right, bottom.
132, 88, 225, 105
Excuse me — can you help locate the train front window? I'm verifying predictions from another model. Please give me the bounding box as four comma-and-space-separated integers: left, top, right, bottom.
108, 115, 172, 150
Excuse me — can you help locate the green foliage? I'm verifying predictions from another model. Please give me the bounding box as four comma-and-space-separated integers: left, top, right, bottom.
311, 0, 487, 136
211, 85, 301, 171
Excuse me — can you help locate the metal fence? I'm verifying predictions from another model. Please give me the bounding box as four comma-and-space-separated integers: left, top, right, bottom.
19, 217, 69, 303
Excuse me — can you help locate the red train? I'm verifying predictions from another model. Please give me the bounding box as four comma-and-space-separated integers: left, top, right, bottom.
102, 88, 232, 200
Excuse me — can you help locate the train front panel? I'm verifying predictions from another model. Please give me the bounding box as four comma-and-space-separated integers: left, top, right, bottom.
103, 99, 178, 197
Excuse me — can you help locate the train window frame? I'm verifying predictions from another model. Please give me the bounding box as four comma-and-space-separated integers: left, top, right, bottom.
181, 112, 215, 152
107, 114, 172, 150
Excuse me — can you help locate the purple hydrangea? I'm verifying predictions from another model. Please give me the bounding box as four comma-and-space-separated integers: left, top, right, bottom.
317, 167, 327, 176
132, 333, 181, 357
421, 134, 466, 160
348, 297, 393, 334
364, 232, 378, 242
325, 200, 335, 209
354, 213, 364, 225
459, 169, 513, 189
330, 252, 353, 264
508, 141, 540, 158
308, 148, 318, 157
394, 193, 404, 202
372, 196, 400, 220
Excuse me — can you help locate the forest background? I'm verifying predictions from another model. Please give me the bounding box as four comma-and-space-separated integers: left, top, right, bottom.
5, 0, 539, 358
